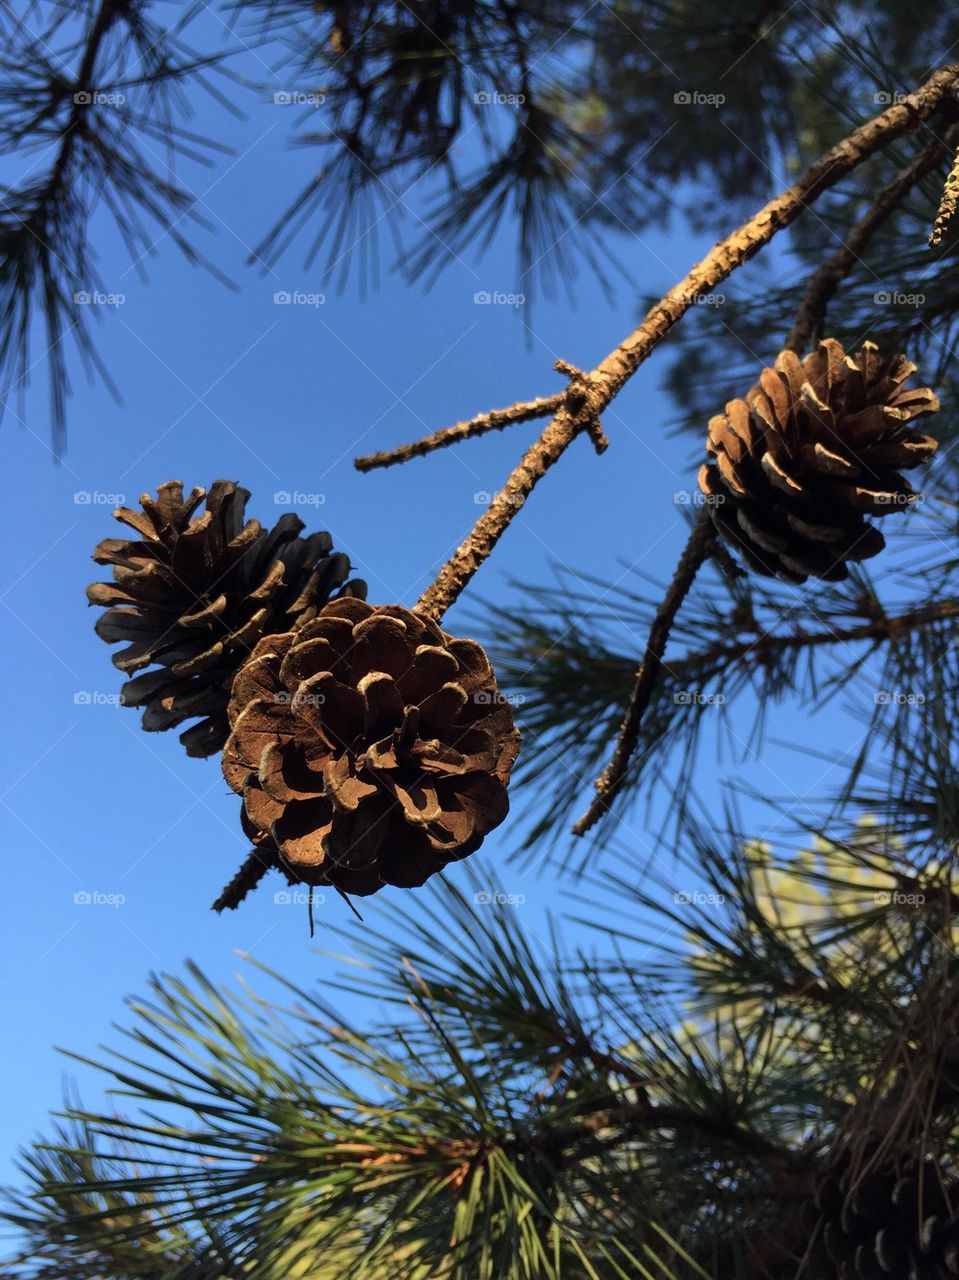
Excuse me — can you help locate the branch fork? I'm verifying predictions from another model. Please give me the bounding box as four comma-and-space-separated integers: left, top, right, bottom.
352, 64, 959, 832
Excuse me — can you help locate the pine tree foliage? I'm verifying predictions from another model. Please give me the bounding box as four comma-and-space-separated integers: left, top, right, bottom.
0, 2, 233, 452
5, 7, 959, 1280
482, 525, 959, 859
9, 1, 959, 443
4, 819, 958, 1278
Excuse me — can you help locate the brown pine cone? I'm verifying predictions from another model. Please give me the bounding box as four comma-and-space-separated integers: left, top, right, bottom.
802, 1152, 959, 1278
222, 597, 521, 896
697, 339, 940, 583
87, 480, 366, 757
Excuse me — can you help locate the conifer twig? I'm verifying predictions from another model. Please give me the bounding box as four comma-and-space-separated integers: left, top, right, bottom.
410, 64, 959, 623
572, 511, 716, 836
212, 846, 291, 912
354, 394, 565, 471
681, 598, 959, 674
787, 128, 958, 353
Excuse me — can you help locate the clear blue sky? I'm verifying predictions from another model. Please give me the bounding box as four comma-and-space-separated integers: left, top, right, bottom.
1, 10, 870, 1186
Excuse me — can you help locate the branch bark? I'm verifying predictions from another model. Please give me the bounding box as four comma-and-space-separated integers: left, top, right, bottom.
212, 845, 295, 912
787, 127, 959, 353
678, 597, 959, 681
573, 511, 716, 835
413, 64, 959, 622
354, 393, 564, 472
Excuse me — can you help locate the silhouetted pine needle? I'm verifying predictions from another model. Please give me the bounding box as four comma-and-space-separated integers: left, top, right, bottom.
9, 1, 959, 442
0, 0, 234, 452
6, 829, 958, 1276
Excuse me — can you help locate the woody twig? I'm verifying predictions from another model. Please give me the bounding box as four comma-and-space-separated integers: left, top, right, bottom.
354, 393, 565, 472
386, 65, 958, 624
788, 125, 959, 353
349, 66, 959, 837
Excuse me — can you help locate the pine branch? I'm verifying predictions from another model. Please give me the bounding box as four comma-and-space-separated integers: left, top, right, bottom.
9, 832, 959, 1278
787, 125, 959, 353
407, 63, 959, 621
0, 1, 229, 450
353, 393, 564, 472
672, 596, 959, 682
573, 511, 716, 836
211, 844, 296, 912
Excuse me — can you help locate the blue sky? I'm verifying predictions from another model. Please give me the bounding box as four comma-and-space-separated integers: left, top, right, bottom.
0, 10, 876, 1190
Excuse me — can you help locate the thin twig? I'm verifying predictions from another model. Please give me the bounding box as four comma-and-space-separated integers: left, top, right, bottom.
412, 65, 959, 623
212, 846, 288, 912
572, 512, 716, 835
555, 598, 959, 713
787, 127, 958, 353
584, 418, 609, 454
680, 597, 959, 676
326, 1098, 798, 1168
710, 537, 747, 582
45, 0, 129, 203
353, 394, 564, 472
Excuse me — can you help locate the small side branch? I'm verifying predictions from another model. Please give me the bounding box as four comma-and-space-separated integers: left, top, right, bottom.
212, 847, 287, 912
415, 402, 598, 620
354, 394, 564, 472
573, 512, 716, 836
411, 65, 959, 622
685, 598, 959, 677
788, 129, 957, 353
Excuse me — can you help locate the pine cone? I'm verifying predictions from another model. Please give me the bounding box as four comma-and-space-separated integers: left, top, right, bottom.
221, 597, 521, 896
697, 339, 939, 583
87, 481, 366, 757
804, 1153, 959, 1278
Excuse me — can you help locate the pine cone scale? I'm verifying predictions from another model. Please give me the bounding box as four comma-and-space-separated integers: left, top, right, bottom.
223, 599, 519, 894
802, 1152, 959, 1279
699, 339, 939, 583
88, 480, 366, 757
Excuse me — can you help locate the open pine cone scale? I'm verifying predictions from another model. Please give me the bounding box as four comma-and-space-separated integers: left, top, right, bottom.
698, 339, 940, 584
88, 480, 366, 757
223, 598, 520, 896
